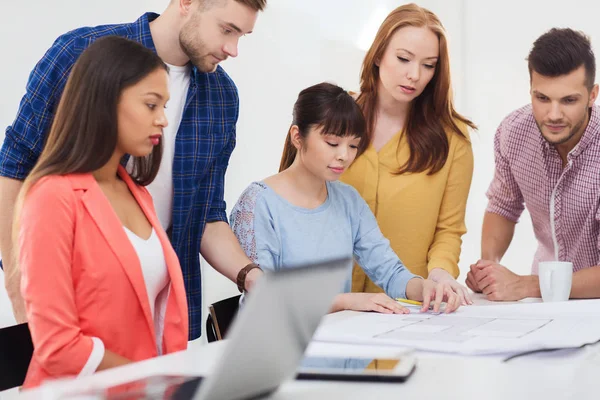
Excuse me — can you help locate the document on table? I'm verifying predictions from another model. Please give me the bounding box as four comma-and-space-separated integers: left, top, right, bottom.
313, 300, 600, 355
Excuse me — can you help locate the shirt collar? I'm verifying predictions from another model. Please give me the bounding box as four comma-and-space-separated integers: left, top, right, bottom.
130, 13, 159, 53
568, 105, 600, 159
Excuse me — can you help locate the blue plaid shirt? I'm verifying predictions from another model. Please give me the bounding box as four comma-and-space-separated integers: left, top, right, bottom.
0, 13, 239, 340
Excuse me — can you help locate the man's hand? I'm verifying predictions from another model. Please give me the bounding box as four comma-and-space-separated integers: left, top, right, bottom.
466, 263, 484, 293
0, 177, 26, 323
11, 297, 27, 324
471, 260, 527, 301
4, 268, 27, 323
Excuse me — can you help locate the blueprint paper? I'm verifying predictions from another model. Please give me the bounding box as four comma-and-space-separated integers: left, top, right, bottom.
314, 300, 600, 355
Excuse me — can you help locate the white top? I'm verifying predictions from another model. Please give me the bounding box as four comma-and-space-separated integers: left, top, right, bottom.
139, 62, 191, 231
79, 227, 171, 375
123, 227, 170, 354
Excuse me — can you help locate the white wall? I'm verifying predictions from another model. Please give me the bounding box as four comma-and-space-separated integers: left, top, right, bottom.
1, 0, 600, 333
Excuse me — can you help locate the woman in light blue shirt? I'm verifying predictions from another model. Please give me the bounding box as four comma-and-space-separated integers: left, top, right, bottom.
231, 83, 460, 314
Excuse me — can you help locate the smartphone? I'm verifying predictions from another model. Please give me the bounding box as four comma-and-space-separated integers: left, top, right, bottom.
295, 354, 416, 382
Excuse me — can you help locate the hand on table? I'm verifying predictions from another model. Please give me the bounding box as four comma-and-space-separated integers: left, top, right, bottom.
429, 268, 473, 305
341, 293, 409, 314
467, 260, 526, 301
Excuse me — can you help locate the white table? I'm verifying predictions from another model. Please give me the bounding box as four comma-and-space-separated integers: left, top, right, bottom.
14, 296, 600, 400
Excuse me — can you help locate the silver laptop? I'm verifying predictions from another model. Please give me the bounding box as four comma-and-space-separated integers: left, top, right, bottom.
193, 257, 350, 400
60, 258, 349, 400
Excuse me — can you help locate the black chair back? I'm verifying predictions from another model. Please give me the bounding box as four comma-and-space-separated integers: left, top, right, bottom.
0, 322, 33, 391
206, 295, 241, 343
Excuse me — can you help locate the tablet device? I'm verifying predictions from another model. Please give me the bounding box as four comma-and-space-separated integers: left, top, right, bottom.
296, 355, 416, 383
59, 375, 203, 399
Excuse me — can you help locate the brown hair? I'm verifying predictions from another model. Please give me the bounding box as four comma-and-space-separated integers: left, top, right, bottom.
358, 3, 476, 175
528, 28, 596, 90
279, 83, 367, 172
198, 0, 267, 11
22, 35, 167, 196
235, 0, 266, 11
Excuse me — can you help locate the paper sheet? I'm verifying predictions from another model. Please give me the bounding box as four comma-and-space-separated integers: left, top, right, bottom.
314, 300, 600, 355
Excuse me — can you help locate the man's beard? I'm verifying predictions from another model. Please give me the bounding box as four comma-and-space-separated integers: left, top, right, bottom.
536, 111, 587, 146
179, 38, 214, 72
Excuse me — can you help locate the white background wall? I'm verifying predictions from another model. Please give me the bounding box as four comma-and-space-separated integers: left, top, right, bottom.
1, 0, 599, 336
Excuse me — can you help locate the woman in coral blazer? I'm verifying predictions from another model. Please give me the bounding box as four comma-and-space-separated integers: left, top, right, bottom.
15, 37, 188, 388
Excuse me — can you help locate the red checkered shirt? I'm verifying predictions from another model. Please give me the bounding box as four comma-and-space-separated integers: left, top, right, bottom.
486, 104, 600, 274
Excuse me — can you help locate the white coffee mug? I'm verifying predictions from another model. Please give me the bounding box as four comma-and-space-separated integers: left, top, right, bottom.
538, 261, 573, 302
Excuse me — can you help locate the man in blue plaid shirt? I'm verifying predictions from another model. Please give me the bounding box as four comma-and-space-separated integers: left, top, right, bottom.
0, 0, 266, 340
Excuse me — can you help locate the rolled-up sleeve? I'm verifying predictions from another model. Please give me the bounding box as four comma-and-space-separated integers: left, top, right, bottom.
486, 122, 525, 223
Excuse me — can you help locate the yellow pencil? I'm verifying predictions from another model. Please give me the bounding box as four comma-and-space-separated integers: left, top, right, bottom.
395, 298, 423, 306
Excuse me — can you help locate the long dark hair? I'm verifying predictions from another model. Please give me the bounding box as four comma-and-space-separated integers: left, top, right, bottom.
358, 3, 476, 175
279, 82, 367, 171
24, 35, 167, 190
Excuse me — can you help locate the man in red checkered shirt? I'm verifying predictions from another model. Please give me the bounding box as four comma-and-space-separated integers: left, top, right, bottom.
467, 28, 600, 301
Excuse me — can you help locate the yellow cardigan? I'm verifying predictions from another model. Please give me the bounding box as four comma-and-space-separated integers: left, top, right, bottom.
341, 127, 473, 293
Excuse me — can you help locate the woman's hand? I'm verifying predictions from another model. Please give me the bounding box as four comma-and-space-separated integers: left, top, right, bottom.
428, 268, 473, 305
406, 278, 461, 313
334, 293, 409, 314
420, 280, 461, 313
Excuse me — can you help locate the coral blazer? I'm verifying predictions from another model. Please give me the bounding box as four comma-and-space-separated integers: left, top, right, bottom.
19, 166, 188, 388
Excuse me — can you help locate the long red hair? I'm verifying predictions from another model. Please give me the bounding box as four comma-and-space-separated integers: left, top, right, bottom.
357, 3, 476, 174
